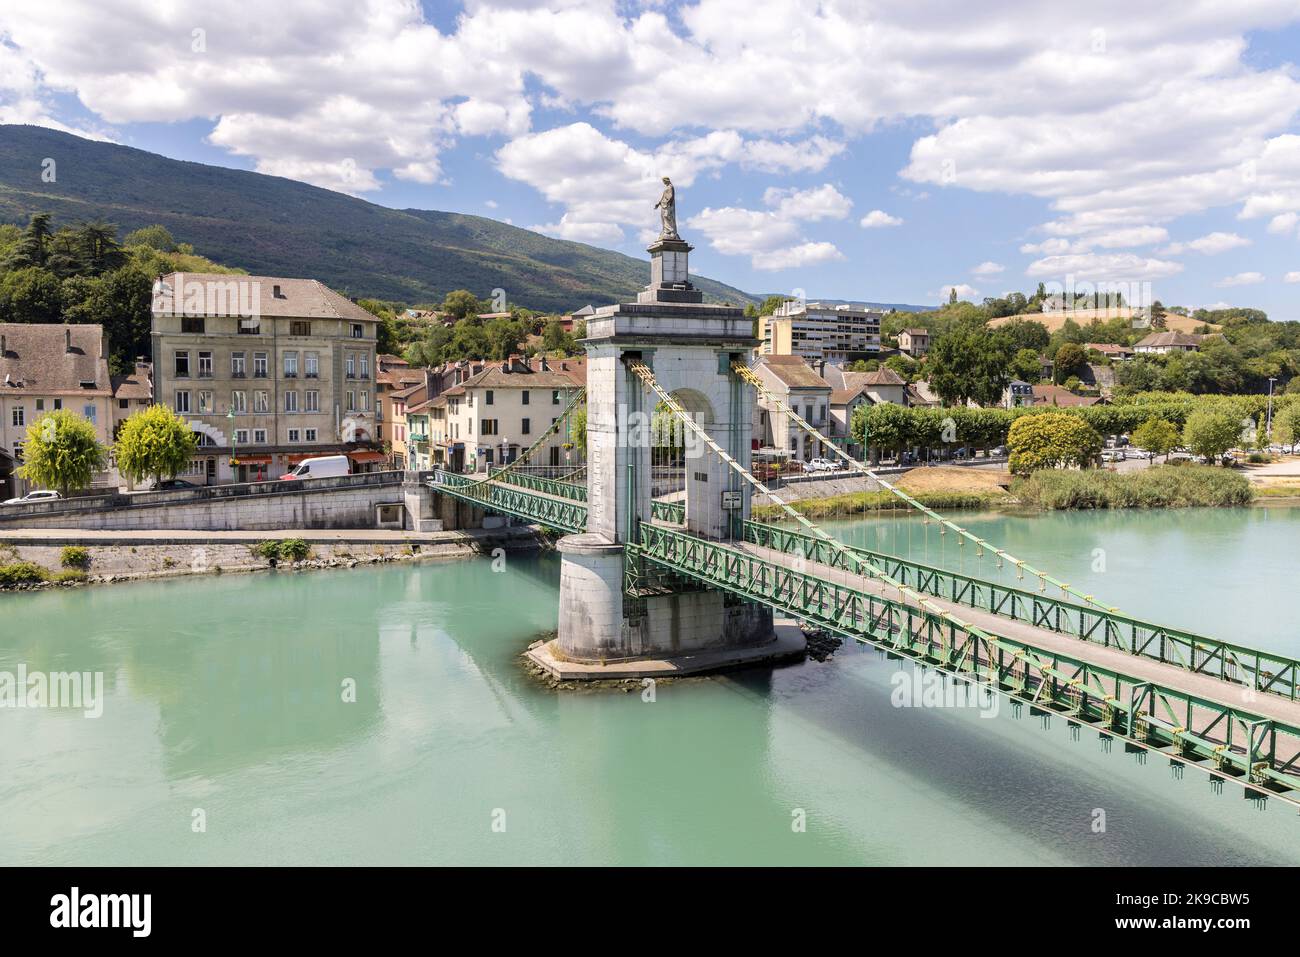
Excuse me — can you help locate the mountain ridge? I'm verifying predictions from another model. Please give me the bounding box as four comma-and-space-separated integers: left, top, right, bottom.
0, 124, 758, 312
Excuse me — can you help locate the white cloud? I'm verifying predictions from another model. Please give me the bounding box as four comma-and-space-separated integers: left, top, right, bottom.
1267, 212, 1298, 234
1284, 271, 1300, 282
763, 184, 852, 221
1025, 252, 1184, 282
971, 261, 1004, 276
934, 283, 979, 302
687, 184, 849, 270
1215, 271, 1265, 287
860, 209, 902, 228
1160, 232, 1252, 255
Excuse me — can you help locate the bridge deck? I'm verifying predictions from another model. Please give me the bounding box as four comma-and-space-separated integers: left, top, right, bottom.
735, 538, 1300, 729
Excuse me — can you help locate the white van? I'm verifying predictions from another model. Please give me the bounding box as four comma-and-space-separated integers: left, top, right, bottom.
280, 454, 351, 481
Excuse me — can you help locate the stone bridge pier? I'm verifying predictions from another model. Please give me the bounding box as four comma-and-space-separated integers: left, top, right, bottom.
535, 233, 803, 678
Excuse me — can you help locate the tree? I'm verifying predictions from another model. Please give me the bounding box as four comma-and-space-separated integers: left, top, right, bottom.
16, 410, 108, 496
0, 267, 63, 323
1131, 418, 1179, 462
1273, 405, 1300, 446
852, 402, 912, 462
1053, 342, 1088, 384
948, 286, 958, 305
1149, 300, 1167, 330
1010, 347, 1042, 383
758, 295, 787, 316
926, 323, 1013, 407
1181, 409, 1241, 464
76, 219, 126, 275
4, 213, 53, 269
1007, 412, 1102, 475
115, 404, 200, 486
122, 224, 177, 252
1000, 317, 1051, 354
440, 289, 483, 321
541, 318, 575, 354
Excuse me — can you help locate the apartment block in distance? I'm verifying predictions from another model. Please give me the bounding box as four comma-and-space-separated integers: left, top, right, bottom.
759, 300, 885, 363
151, 273, 381, 483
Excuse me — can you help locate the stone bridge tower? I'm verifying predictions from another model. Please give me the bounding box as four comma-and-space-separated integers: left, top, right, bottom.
545, 211, 790, 673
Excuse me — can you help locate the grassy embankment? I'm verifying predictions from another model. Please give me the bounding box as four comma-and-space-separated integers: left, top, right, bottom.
753, 464, 1257, 518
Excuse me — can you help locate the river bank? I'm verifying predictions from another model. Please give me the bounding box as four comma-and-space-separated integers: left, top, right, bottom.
0, 526, 548, 591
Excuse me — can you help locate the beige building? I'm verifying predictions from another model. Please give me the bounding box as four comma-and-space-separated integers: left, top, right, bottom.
152, 273, 381, 483
414, 356, 586, 473
751, 355, 833, 463
759, 301, 884, 363
897, 327, 930, 356
0, 323, 118, 493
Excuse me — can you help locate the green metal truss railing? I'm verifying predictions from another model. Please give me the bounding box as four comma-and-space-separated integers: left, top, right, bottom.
633, 522, 1300, 800
491, 469, 588, 502
431, 470, 587, 534
741, 519, 1300, 702
430, 471, 1300, 703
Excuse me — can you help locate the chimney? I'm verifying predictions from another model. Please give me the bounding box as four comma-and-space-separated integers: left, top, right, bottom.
1, 334, 5, 357
65, 328, 72, 353
540, 356, 549, 372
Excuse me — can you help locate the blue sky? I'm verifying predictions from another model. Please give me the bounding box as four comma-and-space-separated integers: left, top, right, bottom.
5, 1, 1300, 316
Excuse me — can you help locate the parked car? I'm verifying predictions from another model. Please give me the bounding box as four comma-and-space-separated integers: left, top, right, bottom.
281, 454, 351, 481
1101, 449, 1126, 463
3, 489, 62, 505
148, 478, 200, 491
990, 445, 1008, 457
803, 457, 835, 473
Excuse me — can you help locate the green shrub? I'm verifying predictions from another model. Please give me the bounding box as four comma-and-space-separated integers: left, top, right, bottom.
53, 570, 88, 584
251, 539, 312, 563
1012, 465, 1253, 509
0, 561, 50, 586
1247, 451, 1271, 464
60, 546, 91, 570
752, 488, 1008, 520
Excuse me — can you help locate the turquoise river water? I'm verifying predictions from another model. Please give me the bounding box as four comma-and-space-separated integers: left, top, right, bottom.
2, 506, 1298, 865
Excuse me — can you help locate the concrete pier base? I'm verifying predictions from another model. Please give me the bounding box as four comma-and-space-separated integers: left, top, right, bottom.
553, 531, 797, 678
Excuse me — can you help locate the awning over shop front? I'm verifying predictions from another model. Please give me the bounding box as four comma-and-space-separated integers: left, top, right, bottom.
233, 455, 272, 465
287, 451, 341, 465
347, 450, 387, 464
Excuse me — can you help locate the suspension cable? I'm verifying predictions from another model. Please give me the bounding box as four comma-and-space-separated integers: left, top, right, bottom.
625, 359, 992, 635
731, 361, 1119, 614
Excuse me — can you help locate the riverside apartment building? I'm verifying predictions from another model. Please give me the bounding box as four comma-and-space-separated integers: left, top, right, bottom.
152, 273, 381, 483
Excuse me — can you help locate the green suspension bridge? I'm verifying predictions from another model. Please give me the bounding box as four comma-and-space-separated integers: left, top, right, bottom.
431, 360, 1300, 808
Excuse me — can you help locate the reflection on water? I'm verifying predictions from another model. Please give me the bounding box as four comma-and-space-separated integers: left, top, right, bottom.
1, 509, 1298, 865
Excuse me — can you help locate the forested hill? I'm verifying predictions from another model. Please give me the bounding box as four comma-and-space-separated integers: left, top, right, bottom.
0, 125, 757, 312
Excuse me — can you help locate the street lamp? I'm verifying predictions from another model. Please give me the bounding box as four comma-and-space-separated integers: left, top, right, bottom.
1267, 377, 1277, 443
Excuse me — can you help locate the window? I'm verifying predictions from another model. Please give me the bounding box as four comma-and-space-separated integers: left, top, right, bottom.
346, 356, 355, 379
34, 399, 44, 412
83, 404, 96, 424
284, 352, 298, 377
521, 390, 529, 405
485, 390, 494, 406
253, 429, 267, 444
118, 398, 129, 410
253, 352, 268, 378
181, 317, 204, 334
13, 442, 23, 462
521, 417, 530, 435
254, 391, 269, 413
305, 390, 320, 413
481, 419, 498, 436
198, 351, 213, 377
360, 391, 369, 412
284, 391, 299, 413
346, 390, 355, 411
198, 391, 213, 414
290, 321, 311, 337
174, 391, 191, 414
238, 319, 260, 335
288, 428, 301, 443
351, 323, 363, 339
11, 407, 25, 428
231, 390, 247, 414
231, 352, 246, 377
305, 428, 317, 441
360, 354, 369, 379
174, 351, 190, 377
235, 429, 249, 444
53, 399, 61, 410
305, 352, 319, 378
552, 390, 561, 405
